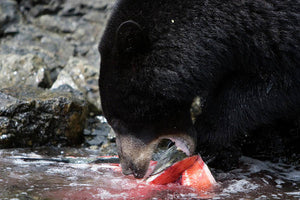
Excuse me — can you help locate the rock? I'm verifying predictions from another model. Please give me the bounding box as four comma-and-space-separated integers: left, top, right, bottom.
0, 0, 115, 87
36, 15, 78, 33
60, 0, 113, 16
0, 24, 75, 82
0, 54, 52, 88
0, 0, 117, 149
18, 0, 65, 18
51, 70, 79, 91
51, 57, 101, 113
0, 0, 21, 36
0, 85, 88, 148
84, 116, 114, 146
82, 11, 107, 23
83, 115, 117, 154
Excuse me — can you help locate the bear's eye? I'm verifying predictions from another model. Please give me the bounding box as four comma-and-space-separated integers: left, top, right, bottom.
115, 20, 149, 56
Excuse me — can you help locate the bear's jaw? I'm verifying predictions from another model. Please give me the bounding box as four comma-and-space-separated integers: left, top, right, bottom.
115, 132, 196, 178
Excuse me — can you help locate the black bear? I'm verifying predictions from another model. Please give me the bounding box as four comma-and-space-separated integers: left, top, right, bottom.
99, 0, 300, 178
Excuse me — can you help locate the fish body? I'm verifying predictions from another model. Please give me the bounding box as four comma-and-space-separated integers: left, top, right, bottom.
147, 155, 216, 193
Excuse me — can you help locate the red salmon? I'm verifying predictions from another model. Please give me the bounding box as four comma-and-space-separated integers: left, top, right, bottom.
147, 155, 216, 193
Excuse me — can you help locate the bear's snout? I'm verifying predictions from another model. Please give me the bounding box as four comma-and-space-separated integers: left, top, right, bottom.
120, 158, 149, 179
115, 133, 157, 178
115, 130, 196, 178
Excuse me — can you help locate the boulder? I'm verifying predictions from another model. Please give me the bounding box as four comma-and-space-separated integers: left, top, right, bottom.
0, 85, 88, 148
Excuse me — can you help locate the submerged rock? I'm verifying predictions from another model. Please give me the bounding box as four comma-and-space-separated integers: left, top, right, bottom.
0, 86, 88, 148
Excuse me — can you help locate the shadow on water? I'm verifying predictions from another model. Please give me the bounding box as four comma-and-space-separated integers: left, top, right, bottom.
0, 148, 299, 200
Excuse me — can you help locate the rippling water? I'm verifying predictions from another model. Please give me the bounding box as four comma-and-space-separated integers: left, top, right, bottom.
0, 148, 299, 199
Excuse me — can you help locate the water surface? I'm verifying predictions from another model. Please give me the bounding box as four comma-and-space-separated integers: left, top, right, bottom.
0, 148, 299, 199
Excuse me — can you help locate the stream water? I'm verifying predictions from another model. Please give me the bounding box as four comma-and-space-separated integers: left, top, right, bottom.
0, 148, 299, 200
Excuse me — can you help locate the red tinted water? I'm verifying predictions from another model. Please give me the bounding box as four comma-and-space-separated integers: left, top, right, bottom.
46, 163, 215, 200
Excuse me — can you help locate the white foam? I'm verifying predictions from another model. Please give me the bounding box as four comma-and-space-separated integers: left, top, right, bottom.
222, 179, 259, 194
12, 159, 55, 165
261, 178, 269, 184
69, 182, 92, 187
274, 179, 285, 185
96, 190, 129, 199
69, 163, 90, 169
286, 191, 300, 196
46, 167, 70, 174
240, 156, 300, 182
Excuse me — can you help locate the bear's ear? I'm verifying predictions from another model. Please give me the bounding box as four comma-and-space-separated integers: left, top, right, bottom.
115, 20, 149, 56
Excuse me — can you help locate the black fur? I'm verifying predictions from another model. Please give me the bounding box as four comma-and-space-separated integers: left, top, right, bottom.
99, 0, 300, 176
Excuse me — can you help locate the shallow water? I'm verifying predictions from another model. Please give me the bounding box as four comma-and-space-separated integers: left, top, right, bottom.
0, 148, 299, 200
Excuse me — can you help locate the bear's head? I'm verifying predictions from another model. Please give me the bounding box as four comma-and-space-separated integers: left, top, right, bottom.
99, 1, 198, 178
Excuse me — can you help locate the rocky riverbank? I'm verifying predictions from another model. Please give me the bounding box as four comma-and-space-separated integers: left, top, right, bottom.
0, 0, 116, 149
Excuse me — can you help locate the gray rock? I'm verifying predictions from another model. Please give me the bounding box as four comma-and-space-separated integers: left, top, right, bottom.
51, 57, 101, 112
0, 24, 74, 79
84, 116, 114, 146
0, 0, 115, 86
82, 11, 108, 23
18, 0, 65, 18
60, 0, 114, 16
0, 0, 21, 35
51, 70, 79, 91
0, 86, 88, 148
36, 15, 78, 33
0, 0, 117, 149
0, 54, 52, 88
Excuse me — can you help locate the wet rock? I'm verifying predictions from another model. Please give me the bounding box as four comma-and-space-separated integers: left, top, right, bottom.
0, 54, 52, 88
51, 57, 101, 113
0, 86, 88, 148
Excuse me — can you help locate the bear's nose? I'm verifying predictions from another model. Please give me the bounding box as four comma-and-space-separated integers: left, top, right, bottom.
129, 165, 146, 179
121, 161, 147, 178
132, 169, 145, 179
125, 162, 148, 178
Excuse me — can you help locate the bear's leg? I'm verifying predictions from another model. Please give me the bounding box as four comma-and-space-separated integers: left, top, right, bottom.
194, 74, 299, 170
